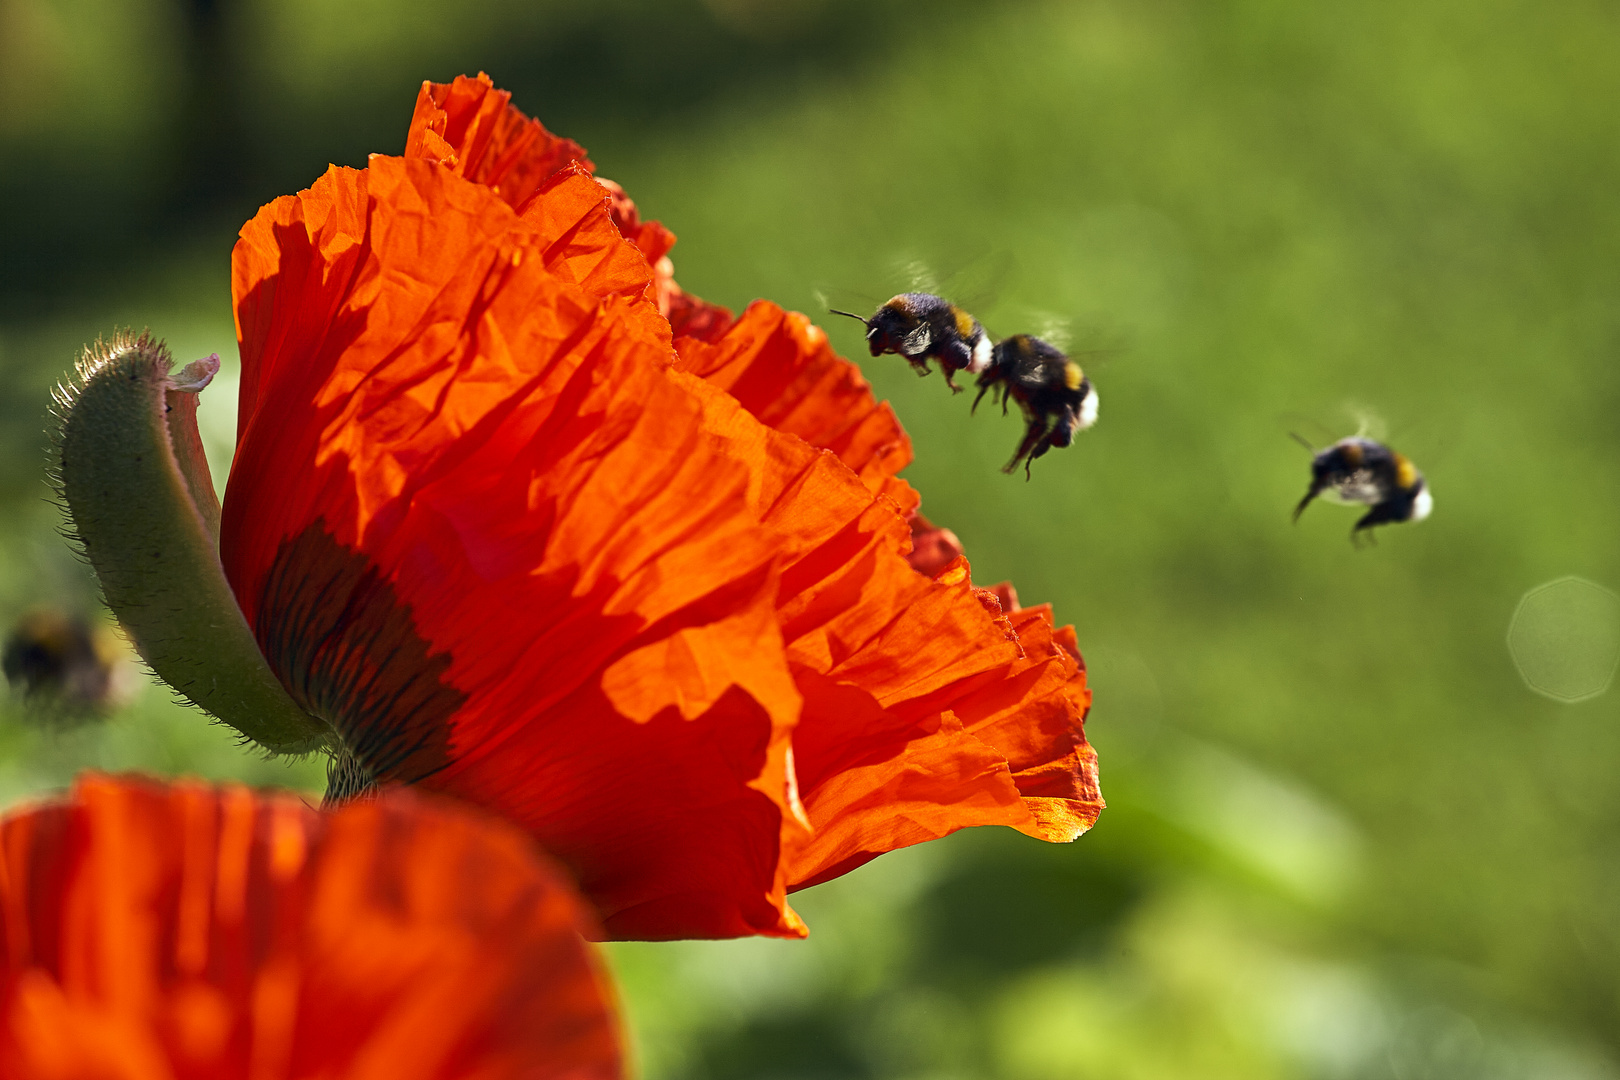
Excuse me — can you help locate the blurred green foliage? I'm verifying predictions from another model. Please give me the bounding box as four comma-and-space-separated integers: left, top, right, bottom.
4, 0, 1620, 1076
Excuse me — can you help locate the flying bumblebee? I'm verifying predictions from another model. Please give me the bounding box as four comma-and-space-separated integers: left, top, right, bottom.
829, 292, 993, 393
972, 334, 1099, 478
1291, 435, 1432, 542
2, 607, 134, 715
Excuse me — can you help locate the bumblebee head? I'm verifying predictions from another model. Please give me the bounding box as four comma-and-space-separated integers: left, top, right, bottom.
832, 297, 925, 357
3, 610, 80, 682
992, 334, 1032, 368
828, 307, 885, 356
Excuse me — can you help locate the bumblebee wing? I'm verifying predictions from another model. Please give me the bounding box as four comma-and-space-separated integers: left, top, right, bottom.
1278, 413, 1338, 451
900, 321, 933, 355
888, 250, 1014, 323
893, 255, 942, 295
815, 286, 884, 320
1003, 310, 1074, 353
941, 249, 1014, 318
1339, 402, 1390, 443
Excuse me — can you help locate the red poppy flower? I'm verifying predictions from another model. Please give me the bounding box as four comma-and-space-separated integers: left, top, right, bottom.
0, 774, 621, 1079
220, 74, 1100, 940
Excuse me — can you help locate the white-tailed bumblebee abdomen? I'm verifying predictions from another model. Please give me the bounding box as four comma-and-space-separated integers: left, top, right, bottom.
1077, 384, 1099, 430
1412, 485, 1433, 522
968, 334, 993, 374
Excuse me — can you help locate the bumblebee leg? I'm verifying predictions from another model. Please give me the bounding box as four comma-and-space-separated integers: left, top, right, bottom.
909, 358, 933, 378
1049, 411, 1077, 449
971, 382, 993, 414
1002, 417, 1052, 478
943, 343, 972, 394
1351, 501, 1407, 542
901, 324, 933, 356
1025, 438, 1056, 480
1291, 485, 1325, 523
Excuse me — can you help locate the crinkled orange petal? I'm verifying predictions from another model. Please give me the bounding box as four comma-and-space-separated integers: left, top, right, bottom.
405, 74, 737, 338
400, 74, 1100, 889
226, 155, 807, 940
405, 72, 593, 213
0, 774, 621, 1079
404, 78, 903, 494
592, 176, 737, 339
665, 365, 1102, 890
782, 560, 1101, 889
673, 301, 918, 510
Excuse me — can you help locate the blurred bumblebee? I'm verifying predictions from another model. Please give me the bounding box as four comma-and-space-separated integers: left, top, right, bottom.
972, 334, 1099, 478
2, 607, 135, 716
830, 292, 993, 392
1291, 435, 1433, 541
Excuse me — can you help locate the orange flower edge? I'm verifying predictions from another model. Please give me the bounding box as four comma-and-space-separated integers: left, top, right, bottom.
404, 75, 911, 502
664, 365, 1102, 889
405, 74, 737, 342
0, 774, 622, 1080
219, 73, 1100, 940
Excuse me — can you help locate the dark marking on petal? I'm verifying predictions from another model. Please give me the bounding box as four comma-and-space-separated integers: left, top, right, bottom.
257, 520, 463, 787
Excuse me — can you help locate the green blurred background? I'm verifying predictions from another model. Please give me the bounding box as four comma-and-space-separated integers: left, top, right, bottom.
5, 0, 1620, 1075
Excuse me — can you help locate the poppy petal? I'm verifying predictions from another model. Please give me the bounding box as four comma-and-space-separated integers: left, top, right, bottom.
0, 774, 622, 1079
405, 74, 737, 341
675, 317, 1093, 853
400, 77, 919, 540
673, 301, 917, 509
592, 176, 739, 340
405, 72, 593, 213
226, 156, 807, 940
783, 558, 1101, 890
223, 75, 1100, 940
666, 367, 1101, 890
403, 76, 909, 503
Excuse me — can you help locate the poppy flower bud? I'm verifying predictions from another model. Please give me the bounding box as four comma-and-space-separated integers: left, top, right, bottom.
51, 332, 331, 754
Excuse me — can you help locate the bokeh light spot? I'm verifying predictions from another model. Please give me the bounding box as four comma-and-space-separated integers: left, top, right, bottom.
1507, 577, 1620, 703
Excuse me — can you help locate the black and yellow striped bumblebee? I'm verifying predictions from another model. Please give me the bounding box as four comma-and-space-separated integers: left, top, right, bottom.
830, 292, 993, 393
1292, 435, 1432, 542
972, 334, 1099, 478
2, 607, 132, 714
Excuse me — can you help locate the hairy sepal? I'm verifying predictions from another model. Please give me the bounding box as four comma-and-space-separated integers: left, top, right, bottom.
52, 332, 330, 754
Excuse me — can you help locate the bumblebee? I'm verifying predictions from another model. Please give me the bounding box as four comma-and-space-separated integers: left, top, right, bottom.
830, 292, 992, 392
2, 607, 132, 713
972, 334, 1099, 477
1292, 436, 1432, 541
